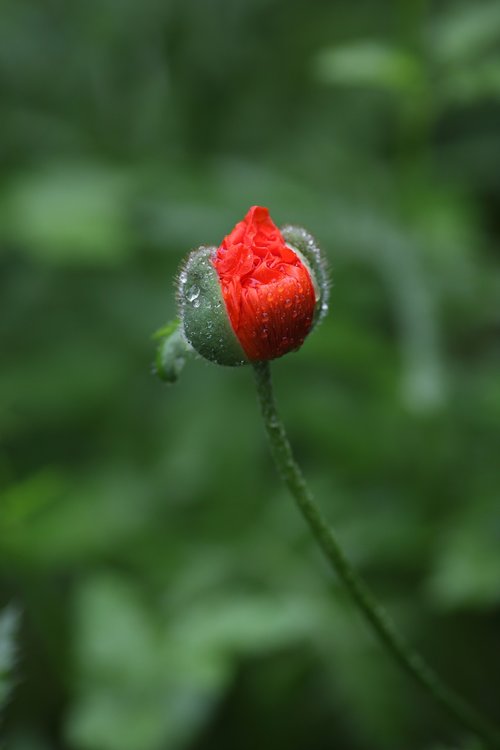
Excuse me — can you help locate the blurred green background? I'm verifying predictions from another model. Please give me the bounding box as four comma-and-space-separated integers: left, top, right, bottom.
1, 0, 500, 748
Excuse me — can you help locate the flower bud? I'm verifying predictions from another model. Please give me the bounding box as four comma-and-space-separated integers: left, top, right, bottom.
155, 325, 191, 383
178, 206, 328, 366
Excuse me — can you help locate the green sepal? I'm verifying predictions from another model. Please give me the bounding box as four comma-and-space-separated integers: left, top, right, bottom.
281, 225, 329, 325
179, 246, 248, 367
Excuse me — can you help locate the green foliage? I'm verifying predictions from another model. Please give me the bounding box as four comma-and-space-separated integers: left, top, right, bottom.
66, 574, 325, 750
1, 0, 499, 749
0, 607, 19, 716
2, 163, 133, 265
314, 43, 423, 94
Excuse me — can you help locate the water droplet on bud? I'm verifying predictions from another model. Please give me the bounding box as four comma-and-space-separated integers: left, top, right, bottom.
186, 285, 200, 302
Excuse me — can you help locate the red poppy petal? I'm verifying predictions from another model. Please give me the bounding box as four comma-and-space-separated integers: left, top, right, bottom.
213, 206, 316, 361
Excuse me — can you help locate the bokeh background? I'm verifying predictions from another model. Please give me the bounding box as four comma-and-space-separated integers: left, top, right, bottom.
1, 0, 500, 748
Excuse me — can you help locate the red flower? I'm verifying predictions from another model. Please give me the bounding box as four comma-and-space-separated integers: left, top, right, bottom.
213, 206, 317, 361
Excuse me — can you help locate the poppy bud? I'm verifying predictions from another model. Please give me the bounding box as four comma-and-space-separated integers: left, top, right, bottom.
178, 206, 328, 366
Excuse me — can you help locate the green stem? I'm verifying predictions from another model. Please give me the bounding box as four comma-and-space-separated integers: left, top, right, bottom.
253, 360, 500, 748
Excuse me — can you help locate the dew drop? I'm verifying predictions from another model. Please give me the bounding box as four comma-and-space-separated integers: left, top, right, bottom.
193, 298, 201, 308
186, 285, 200, 302
260, 328, 269, 338
179, 270, 187, 285
284, 298, 292, 308
261, 311, 269, 321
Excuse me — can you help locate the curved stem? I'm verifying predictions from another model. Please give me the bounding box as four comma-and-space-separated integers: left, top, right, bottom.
253, 360, 500, 748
